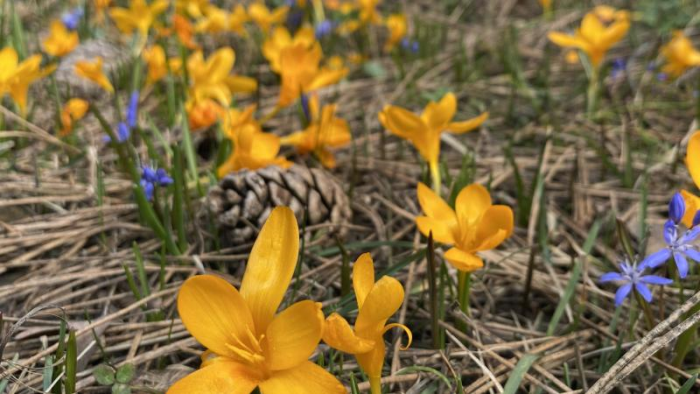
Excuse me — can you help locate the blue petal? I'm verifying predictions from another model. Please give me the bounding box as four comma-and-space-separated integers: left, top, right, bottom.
640, 248, 671, 270
680, 227, 700, 244
600, 272, 624, 282
664, 220, 677, 245
615, 283, 633, 307
693, 210, 700, 228
127, 91, 139, 128
674, 252, 689, 278
669, 192, 686, 224
117, 122, 130, 142
640, 275, 673, 285
635, 283, 653, 303
685, 248, 700, 263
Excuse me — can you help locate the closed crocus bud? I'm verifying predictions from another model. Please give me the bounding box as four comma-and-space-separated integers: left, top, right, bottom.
670, 192, 686, 224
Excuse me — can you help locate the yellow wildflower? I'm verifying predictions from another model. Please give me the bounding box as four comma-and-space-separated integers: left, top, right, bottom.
175, 0, 209, 18
109, 0, 168, 44
217, 106, 292, 177
173, 14, 199, 49
660, 31, 700, 78
43, 20, 79, 57
59, 98, 89, 136
280, 95, 351, 168
383, 14, 407, 52
378, 92, 488, 191
548, 8, 629, 67
74, 57, 114, 93
323, 253, 412, 394
229, 4, 249, 35
186, 98, 225, 131
416, 182, 514, 272
0, 47, 56, 113
94, 0, 112, 21
358, 0, 381, 24
682, 132, 700, 227
262, 26, 316, 73
143, 45, 182, 85
168, 207, 345, 394
187, 47, 257, 106
248, 2, 289, 32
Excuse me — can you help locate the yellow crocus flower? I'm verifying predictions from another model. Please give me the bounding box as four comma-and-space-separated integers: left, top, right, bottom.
276, 43, 348, 107
0, 47, 56, 114
229, 4, 249, 35
42, 20, 79, 57
175, 0, 209, 18
74, 57, 114, 93
383, 14, 407, 52
280, 95, 351, 168
660, 31, 700, 78
322, 253, 412, 394
248, 2, 289, 32
186, 47, 257, 106
548, 9, 629, 67
378, 92, 488, 191
186, 98, 224, 131
217, 106, 292, 177
94, 0, 112, 22
357, 0, 381, 24
173, 14, 199, 49
59, 98, 89, 136
262, 26, 316, 73
168, 207, 346, 394
416, 182, 514, 272
195, 5, 230, 34
109, 0, 168, 44
681, 132, 700, 228
143, 45, 182, 85
539, 0, 552, 13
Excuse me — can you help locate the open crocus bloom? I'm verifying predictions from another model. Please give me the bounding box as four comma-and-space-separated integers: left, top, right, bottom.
248, 2, 289, 32
383, 14, 407, 52
323, 253, 411, 394
660, 31, 700, 78
262, 26, 316, 73
682, 132, 700, 228
74, 57, 114, 93
59, 98, 89, 136
43, 20, 79, 57
169, 207, 345, 394
109, 0, 168, 47
187, 48, 258, 106
378, 93, 488, 186
415, 182, 513, 272
217, 107, 291, 177
280, 95, 351, 168
143, 45, 182, 86
0, 47, 56, 114
547, 9, 629, 67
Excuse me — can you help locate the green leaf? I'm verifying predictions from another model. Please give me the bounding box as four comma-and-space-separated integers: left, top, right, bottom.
116, 364, 135, 384
396, 366, 452, 389
93, 364, 116, 385
503, 353, 540, 394
64, 331, 77, 394
675, 373, 698, 394
112, 383, 132, 394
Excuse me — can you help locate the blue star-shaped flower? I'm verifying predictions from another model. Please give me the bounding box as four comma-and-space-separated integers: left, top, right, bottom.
139, 165, 174, 201
600, 260, 672, 306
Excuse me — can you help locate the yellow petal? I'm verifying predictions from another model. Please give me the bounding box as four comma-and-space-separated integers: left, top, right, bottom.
383, 323, 412, 350
600, 20, 629, 49
681, 190, 700, 228
547, 32, 586, 50
475, 205, 513, 251
259, 361, 346, 394
379, 105, 425, 140
415, 216, 456, 245
580, 13, 605, 45
422, 92, 456, 131
227, 75, 258, 93
307, 67, 347, 91
443, 247, 484, 272
355, 339, 386, 380
167, 360, 260, 394
687, 131, 700, 189
355, 276, 405, 339
455, 184, 491, 228
177, 275, 255, 358
208, 48, 235, 83
417, 182, 456, 222
322, 313, 376, 354
240, 206, 299, 333
352, 253, 375, 309
264, 300, 324, 371
448, 112, 489, 134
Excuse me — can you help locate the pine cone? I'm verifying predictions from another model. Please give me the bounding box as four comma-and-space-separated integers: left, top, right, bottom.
207, 165, 352, 243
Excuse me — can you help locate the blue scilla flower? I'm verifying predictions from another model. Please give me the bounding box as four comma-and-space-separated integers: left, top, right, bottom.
641, 192, 700, 278
61, 8, 84, 30
611, 58, 626, 79
401, 38, 419, 54
140, 166, 173, 201
600, 260, 672, 306
127, 91, 139, 129
315, 20, 334, 39
103, 122, 131, 143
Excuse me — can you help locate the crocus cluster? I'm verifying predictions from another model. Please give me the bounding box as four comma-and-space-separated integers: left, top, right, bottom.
169, 207, 411, 394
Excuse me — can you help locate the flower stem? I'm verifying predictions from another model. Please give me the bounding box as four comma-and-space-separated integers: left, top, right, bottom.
429, 161, 441, 196
586, 66, 600, 118
634, 291, 654, 331
369, 377, 381, 394
456, 271, 471, 331
426, 232, 441, 349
